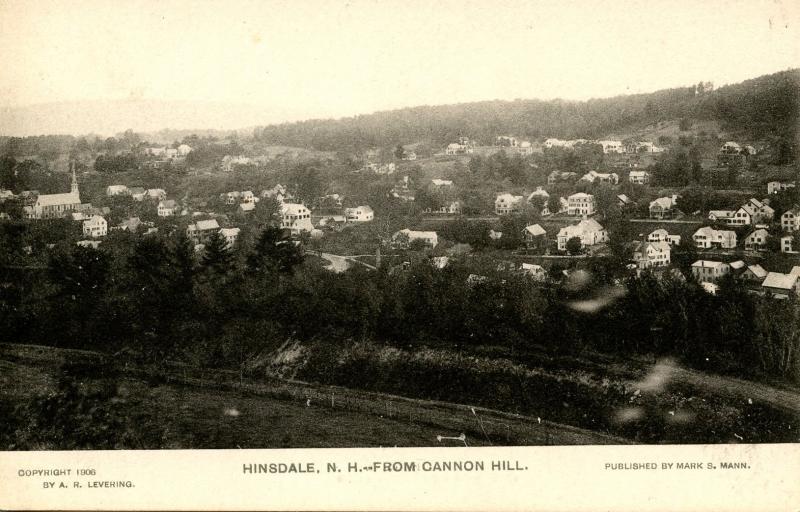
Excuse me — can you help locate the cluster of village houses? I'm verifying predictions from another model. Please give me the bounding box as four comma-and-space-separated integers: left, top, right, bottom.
3, 134, 795, 294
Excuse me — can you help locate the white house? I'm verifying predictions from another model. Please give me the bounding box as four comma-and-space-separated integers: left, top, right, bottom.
762, 272, 800, 298
744, 228, 769, 251
580, 171, 619, 184
344, 205, 374, 222
567, 193, 595, 216
781, 208, 800, 232
106, 185, 129, 196
394, 229, 438, 248
82, 215, 107, 238
557, 218, 608, 251
187, 219, 221, 244
527, 187, 549, 202
219, 227, 240, 248
177, 144, 192, 156
649, 196, 677, 219
146, 188, 167, 201
628, 170, 650, 185
495, 194, 524, 215
692, 227, 737, 249
767, 181, 795, 195
708, 210, 737, 225
281, 203, 314, 234
691, 260, 731, 282
157, 199, 177, 217
740, 264, 768, 282
632, 241, 671, 269
781, 235, 797, 254
647, 229, 681, 246
239, 202, 255, 213
745, 198, 774, 223
599, 140, 624, 154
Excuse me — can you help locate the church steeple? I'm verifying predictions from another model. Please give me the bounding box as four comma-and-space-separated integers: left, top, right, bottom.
70, 161, 79, 197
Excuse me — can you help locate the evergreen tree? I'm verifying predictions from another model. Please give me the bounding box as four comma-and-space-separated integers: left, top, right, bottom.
201, 231, 233, 274
247, 227, 304, 274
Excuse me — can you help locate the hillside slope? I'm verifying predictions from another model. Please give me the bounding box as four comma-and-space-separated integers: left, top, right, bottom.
255, 70, 799, 151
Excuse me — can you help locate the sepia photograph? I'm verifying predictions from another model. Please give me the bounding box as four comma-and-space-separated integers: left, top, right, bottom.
0, 0, 799, 509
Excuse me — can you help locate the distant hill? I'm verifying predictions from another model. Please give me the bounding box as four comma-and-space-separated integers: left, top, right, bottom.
254, 69, 799, 152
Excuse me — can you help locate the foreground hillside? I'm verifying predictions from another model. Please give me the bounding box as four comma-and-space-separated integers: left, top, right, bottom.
2, 341, 798, 449
0, 343, 624, 449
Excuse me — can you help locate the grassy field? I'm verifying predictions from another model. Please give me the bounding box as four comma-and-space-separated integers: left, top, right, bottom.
0, 343, 624, 450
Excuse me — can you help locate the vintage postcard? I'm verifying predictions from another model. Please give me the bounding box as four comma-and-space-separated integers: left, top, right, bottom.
0, 0, 798, 510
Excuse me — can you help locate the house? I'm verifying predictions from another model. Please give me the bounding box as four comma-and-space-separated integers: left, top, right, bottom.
617, 194, 632, 207
730, 204, 756, 226
281, 203, 314, 234
222, 191, 241, 205
165, 148, 178, 159
745, 198, 774, 223
393, 229, 438, 248
781, 235, 797, 254
239, 202, 255, 213
647, 229, 682, 245
219, 227, 240, 248
221, 155, 252, 172
557, 218, 608, 251
145, 188, 167, 201
518, 141, 533, 155
580, 171, 619, 184
718, 141, 749, 165
116, 217, 141, 233
782, 207, 800, 232
649, 196, 676, 219
629, 141, 664, 154
567, 193, 595, 216
144, 147, 166, 157
761, 272, 800, 297
628, 170, 650, 185
495, 194, 524, 215
520, 263, 546, 281
177, 144, 192, 156
129, 187, 146, 201
426, 201, 462, 215
402, 151, 417, 161
489, 230, 503, 240
767, 181, 795, 195
495, 136, 518, 147
744, 229, 770, 251
693, 226, 737, 249
445, 137, 474, 155
522, 224, 546, 248
241, 191, 256, 204
344, 205, 374, 222
431, 256, 450, 269
691, 260, 731, 282
708, 210, 736, 225
29, 168, 81, 219
82, 215, 107, 238
632, 241, 671, 269
186, 219, 221, 244
106, 185, 129, 196
599, 140, 624, 154
527, 187, 549, 202
431, 179, 454, 187
547, 171, 578, 185
740, 264, 768, 282
157, 199, 177, 217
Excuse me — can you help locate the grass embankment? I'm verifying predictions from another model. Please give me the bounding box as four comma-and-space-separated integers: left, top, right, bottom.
254, 340, 800, 445
0, 343, 622, 450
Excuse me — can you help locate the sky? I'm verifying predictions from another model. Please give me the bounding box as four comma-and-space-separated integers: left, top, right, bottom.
0, 0, 798, 134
